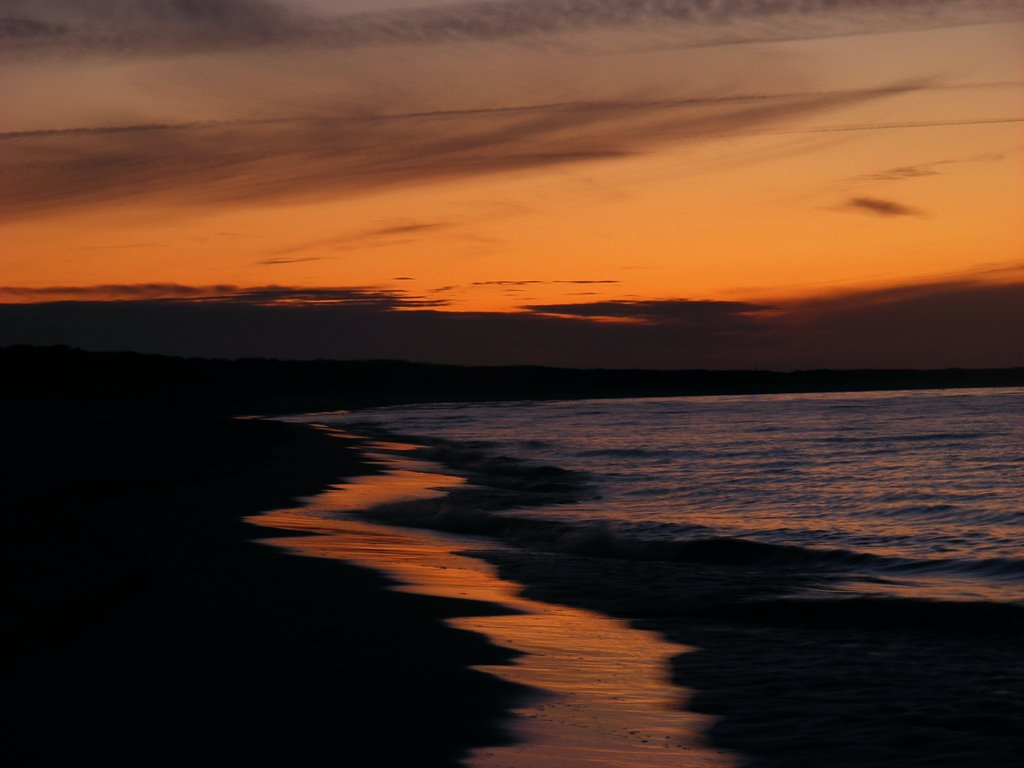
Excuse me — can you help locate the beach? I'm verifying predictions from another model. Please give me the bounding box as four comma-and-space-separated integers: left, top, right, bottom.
4, 0, 1023, 762
1, 407, 523, 766
4, 349, 1023, 767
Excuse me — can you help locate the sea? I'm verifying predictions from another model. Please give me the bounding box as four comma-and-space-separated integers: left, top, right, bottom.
285, 387, 1024, 767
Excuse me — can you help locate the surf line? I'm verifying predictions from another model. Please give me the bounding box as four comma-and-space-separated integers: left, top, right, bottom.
252, 428, 733, 768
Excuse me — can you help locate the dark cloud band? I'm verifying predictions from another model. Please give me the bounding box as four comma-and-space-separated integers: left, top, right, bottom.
0, 283, 444, 308
3, 0, 1019, 56
0, 276, 1020, 369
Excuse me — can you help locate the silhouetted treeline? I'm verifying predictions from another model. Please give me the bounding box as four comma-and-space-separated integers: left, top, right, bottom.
3, 345, 1022, 414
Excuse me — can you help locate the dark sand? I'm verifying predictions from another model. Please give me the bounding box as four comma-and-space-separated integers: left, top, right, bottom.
1, 407, 523, 766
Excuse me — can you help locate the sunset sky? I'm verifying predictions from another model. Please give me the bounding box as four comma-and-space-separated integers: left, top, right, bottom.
2, 0, 1022, 368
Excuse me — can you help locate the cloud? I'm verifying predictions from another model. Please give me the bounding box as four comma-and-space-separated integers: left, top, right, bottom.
767, 278, 1024, 368
774, 117, 1024, 138
3, 275, 1019, 369
962, 260, 1024, 279
0, 292, 776, 368
859, 165, 942, 182
0, 283, 234, 302
0, 283, 444, 308
256, 256, 324, 266
526, 298, 772, 325
0, 84, 924, 219
845, 196, 924, 216
850, 150, 1009, 182
3, 0, 1019, 57
78, 242, 165, 250
0, 16, 67, 40
266, 220, 455, 258
0, 0, 296, 53
471, 280, 619, 287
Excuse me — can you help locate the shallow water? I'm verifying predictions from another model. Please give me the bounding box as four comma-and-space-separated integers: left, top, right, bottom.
301, 387, 1024, 605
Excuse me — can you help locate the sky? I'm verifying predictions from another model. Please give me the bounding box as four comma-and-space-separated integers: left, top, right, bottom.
1, 0, 1022, 368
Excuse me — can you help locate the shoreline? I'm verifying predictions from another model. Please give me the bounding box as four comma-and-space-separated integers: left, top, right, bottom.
1, 408, 524, 766
285, 406, 1024, 768
252, 436, 734, 767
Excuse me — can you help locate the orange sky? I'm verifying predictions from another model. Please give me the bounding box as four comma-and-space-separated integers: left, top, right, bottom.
0, 1, 1022, 366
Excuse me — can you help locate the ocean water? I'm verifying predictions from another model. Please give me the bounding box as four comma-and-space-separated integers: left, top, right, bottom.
290, 387, 1024, 767
313, 387, 1024, 606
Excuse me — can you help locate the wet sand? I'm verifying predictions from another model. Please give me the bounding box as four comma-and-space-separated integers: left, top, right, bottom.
1, 409, 522, 766
255, 438, 734, 768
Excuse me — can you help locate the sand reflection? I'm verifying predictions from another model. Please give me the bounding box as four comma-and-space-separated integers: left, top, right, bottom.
254, 437, 732, 768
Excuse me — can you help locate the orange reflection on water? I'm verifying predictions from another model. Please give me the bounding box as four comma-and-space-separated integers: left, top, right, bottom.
253, 442, 733, 768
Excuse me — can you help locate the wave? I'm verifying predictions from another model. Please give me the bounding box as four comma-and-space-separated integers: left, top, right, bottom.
335, 424, 1023, 606
890, 555, 1024, 579
575, 447, 666, 459
338, 477, 895, 571
814, 431, 991, 444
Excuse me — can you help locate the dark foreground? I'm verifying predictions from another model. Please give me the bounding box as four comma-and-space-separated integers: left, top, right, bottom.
1, 407, 523, 766
4, 346, 1023, 767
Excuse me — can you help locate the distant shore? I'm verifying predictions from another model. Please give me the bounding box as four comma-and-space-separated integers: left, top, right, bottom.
4, 345, 1022, 415
1, 406, 522, 766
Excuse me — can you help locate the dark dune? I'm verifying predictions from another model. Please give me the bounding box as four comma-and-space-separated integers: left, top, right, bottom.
1, 406, 525, 766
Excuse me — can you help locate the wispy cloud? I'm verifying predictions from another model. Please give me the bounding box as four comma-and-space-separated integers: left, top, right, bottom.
4, 0, 1019, 57
0, 283, 445, 308
0, 283, 234, 301
0, 0, 297, 53
858, 165, 942, 182
256, 256, 324, 266
851, 150, 1009, 182
77, 241, 166, 250
265, 220, 455, 259
471, 280, 620, 287
526, 298, 772, 325
0, 84, 925, 219
845, 196, 924, 217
